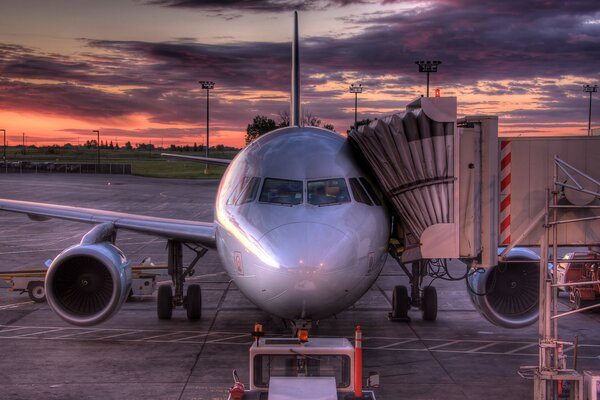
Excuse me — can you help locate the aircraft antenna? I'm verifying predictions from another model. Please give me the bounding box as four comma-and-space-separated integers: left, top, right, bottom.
291, 11, 300, 127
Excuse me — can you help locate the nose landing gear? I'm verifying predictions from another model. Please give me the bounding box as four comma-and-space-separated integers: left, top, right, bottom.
388, 258, 439, 322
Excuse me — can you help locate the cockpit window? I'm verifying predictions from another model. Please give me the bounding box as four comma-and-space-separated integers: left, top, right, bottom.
236, 177, 261, 204
259, 178, 303, 205
226, 177, 261, 205
359, 177, 383, 206
308, 178, 350, 206
349, 178, 372, 205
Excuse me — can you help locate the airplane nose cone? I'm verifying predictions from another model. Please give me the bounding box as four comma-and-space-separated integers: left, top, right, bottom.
259, 222, 355, 272
255, 222, 367, 320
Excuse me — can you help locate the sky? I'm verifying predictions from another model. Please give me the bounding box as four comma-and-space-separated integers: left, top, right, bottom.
0, 0, 599, 148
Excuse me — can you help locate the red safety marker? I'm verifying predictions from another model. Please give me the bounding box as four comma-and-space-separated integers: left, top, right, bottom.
229, 370, 245, 400
354, 325, 363, 399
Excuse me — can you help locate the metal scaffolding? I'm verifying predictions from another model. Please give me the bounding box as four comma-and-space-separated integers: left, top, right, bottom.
518, 156, 600, 400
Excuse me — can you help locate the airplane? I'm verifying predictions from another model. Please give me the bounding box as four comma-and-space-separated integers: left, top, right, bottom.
0, 12, 539, 331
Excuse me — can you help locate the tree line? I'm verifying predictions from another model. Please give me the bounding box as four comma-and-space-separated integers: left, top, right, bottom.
245, 111, 335, 144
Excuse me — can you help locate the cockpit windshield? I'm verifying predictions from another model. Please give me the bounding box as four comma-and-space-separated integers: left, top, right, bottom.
259, 178, 303, 205
308, 178, 350, 206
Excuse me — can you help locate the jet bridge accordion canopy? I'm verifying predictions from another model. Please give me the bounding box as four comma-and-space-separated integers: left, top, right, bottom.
348, 97, 459, 260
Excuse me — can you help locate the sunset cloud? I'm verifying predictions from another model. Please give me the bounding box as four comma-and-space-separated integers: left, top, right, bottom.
0, 0, 598, 146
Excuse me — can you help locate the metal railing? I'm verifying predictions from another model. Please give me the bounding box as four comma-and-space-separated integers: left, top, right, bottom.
0, 161, 131, 175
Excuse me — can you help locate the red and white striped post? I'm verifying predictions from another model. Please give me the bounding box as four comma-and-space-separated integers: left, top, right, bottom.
354, 325, 363, 398
500, 140, 511, 245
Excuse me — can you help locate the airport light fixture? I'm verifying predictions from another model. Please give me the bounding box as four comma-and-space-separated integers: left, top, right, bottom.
349, 83, 363, 129
93, 130, 100, 166
415, 60, 442, 97
199, 81, 215, 162
583, 84, 598, 136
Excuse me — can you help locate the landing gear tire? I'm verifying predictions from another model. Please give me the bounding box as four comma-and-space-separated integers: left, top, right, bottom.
27, 281, 46, 303
186, 284, 202, 321
573, 290, 591, 310
157, 285, 173, 320
421, 286, 438, 321
574, 290, 582, 310
392, 285, 411, 320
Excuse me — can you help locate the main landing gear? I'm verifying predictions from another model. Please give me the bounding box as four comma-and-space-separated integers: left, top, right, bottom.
157, 240, 207, 321
389, 259, 438, 322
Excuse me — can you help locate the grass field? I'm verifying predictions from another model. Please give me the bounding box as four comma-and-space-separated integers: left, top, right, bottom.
1, 146, 238, 179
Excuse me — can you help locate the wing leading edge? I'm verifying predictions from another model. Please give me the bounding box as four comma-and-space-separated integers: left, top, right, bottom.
0, 199, 216, 248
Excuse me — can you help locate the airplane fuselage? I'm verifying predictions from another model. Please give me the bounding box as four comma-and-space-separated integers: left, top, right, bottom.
215, 126, 390, 321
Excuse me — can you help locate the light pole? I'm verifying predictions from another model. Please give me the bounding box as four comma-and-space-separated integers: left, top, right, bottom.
415, 60, 442, 97
93, 130, 100, 167
583, 84, 598, 136
1, 129, 5, 164
349, 84, 363, 129
199, 80, 214, 160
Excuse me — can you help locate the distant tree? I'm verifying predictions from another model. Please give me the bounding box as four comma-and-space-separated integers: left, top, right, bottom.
303, 111, 321, 127
125, 141, 133, 150
323, 123, 335, 132
193, 142, 198, 152
115, 142, 120, 150
136, 143, 155, 151
347, 118, 373, 133
215, 144, 225, 151
109, 141, 114, 150
278, 110, 326, 128
46, 146, 59, 154
277, 111, 290, 127
246, 115, 277, 144
63, 143, 73, 149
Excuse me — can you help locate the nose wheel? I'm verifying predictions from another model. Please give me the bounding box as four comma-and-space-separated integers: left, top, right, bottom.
388, 255, 439, 322
390, 285, 411, 321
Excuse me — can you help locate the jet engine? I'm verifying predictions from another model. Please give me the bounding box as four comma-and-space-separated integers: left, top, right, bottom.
45, 242, 131, 326
467, 248, 541, 329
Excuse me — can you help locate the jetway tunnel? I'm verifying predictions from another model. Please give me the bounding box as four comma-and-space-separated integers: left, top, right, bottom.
349, 96, 600, 328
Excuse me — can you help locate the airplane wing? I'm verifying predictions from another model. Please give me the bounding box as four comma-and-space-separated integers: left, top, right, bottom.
0, 199, 216, 248
161, 153, 232, 166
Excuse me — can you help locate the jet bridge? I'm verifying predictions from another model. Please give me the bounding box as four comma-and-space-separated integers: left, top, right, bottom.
349, 96, 600, 328
348, 97, 461, 263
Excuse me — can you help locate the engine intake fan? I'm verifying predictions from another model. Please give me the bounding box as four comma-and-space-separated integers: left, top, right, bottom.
467, 248, 541, 329
46, 242, 131, 326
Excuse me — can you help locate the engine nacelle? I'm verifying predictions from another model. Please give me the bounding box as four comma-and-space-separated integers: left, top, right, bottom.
45, 242, 131, 326
467, 248, 541, 329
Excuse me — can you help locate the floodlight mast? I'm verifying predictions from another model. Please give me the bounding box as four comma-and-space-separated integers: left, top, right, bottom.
199, 81, 215, 160
92, 130, 100, 167
583, 84, 598, 136
349, 84, 363, 129
1, 129, 5, 164
415, 60, 442, 97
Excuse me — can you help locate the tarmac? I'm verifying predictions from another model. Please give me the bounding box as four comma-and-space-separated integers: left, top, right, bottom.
0, 174, 599, 400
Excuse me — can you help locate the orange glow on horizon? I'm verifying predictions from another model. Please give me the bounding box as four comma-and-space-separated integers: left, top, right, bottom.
0, 111, 247, 148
